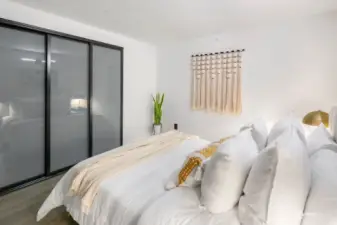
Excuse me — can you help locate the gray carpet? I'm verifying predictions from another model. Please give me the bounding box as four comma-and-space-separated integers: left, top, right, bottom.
0, 176, 77, 225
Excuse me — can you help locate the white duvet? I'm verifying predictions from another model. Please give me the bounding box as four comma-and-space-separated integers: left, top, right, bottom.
138, 187, 240, 225
37, 138, 210, 225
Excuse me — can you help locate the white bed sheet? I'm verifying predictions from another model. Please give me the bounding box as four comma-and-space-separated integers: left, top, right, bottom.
37, 138, 210, 225
138, 186, 240, 225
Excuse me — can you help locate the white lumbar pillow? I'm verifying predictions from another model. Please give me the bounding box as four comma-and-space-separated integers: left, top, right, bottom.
201, 130, 258, 213
239, 126, 311, 225
268, 117, 305, 145
307, 123, 337, 156
302, 149, 337, 225
240, 119, 268, 151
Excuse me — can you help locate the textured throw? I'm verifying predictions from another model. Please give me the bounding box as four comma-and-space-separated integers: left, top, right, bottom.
69, 130, 198, 214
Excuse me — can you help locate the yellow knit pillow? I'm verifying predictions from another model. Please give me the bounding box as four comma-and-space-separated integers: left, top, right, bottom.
177, 136, 232, 186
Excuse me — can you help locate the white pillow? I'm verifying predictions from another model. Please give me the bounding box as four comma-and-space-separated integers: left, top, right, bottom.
302, 149, 337, 225
307, 123, 336, 156
302, 124, 318, 138
268, 117, 305, 145
239, 126, 311, 225
240, 119, 268, 151
330, 106, 337, 141
201, 130, 258, 213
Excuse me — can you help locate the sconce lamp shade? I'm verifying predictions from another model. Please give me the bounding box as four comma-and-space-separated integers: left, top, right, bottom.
302, 110, 329, 127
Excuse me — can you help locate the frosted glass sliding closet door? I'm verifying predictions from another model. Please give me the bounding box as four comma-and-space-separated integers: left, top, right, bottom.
49, 37, 89, 172
0, 27, 45, 188
0, 18, 123, 194
92, 45, 122, 155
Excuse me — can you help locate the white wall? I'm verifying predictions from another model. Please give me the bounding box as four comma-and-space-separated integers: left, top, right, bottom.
0, 0, 157, 143
158, 12, 337, 141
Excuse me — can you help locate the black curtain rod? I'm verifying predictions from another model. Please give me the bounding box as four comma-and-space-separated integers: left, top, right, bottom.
192, 49, 245, 57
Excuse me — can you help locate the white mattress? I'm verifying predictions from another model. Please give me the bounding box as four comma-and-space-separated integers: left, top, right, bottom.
37, 138, 210, 225
138, 187, 240, 225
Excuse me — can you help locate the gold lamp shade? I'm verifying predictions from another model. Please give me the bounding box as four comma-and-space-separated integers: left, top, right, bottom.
302, 110, 329, 127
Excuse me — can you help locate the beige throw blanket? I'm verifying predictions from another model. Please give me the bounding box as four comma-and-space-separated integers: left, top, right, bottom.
69, 131, 198, 213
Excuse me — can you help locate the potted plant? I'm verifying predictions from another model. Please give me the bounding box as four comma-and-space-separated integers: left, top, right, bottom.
152, 93, 165, 135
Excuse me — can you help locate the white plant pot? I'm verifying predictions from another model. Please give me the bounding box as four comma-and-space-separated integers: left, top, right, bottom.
153, 124, 162, 135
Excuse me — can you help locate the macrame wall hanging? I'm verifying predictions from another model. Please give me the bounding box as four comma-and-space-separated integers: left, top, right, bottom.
191, 49, 244, 115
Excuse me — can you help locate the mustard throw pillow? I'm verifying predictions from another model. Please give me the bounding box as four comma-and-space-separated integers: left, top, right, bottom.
177, 136, 232, 187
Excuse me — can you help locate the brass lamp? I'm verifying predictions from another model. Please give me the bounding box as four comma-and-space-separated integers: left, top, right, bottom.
302, 110, 329, 127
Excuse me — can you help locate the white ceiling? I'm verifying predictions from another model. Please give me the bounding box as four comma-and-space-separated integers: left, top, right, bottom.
11, 0, 337, 42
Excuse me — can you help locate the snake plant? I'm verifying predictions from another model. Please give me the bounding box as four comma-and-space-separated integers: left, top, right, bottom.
152, 93, 165, 125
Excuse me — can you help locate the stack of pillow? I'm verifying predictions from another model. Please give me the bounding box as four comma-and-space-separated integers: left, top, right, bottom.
201, 128, 259, 213
166, 119, 268, 191
168, 116, 337, 225
238, 118, 311, 225
165, 136, 232, 189
301, 148, 337, 225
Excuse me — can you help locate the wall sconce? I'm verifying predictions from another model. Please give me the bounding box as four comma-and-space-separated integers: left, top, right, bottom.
302, 110, 329, 127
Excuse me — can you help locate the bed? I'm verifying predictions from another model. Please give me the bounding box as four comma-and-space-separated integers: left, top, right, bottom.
137, 109, 337, 225
38, 108, 337, 225
138, 186, 240, 225
37, 137, 210, 225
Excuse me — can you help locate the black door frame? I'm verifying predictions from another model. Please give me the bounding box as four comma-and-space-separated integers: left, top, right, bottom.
0, 18, 124, 196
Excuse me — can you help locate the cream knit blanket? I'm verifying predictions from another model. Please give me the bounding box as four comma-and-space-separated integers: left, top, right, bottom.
69, 130, 198, 213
